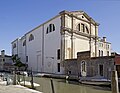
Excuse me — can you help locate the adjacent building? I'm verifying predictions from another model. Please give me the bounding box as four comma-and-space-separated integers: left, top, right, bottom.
64, 51, 120, 79
0, 50, 13, 71
11, 10, 111, 74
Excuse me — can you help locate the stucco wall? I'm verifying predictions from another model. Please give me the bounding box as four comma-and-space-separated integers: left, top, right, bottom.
44, 16, 61, 73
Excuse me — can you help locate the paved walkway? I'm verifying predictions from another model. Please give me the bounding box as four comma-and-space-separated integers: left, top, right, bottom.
0, 76, 42, 93
0, 85, 42, 93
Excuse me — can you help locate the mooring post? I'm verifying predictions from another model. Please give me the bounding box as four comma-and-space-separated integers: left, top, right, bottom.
23, 72, 25, 86
111, 70, 119, 93
13, 68, 16, 85
30, 68, 34, 89
50, 79, 55, 93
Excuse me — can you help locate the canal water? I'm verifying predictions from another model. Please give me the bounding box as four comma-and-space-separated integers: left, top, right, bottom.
24, 77, 111, 93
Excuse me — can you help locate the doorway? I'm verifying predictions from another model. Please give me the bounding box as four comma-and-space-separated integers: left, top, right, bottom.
99, 65, 103, 76
37, 55, 42, 72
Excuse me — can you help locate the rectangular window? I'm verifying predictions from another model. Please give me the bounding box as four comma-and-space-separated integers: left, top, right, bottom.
107, 51, 109, 56
57, 49, 60, 60
26, 56, 28, 62
101, 51, 103, 56
78, 24, 80, 31
50, 24, 52, 32
99, 50, 100, 56
58, 63, 60, 72
107, 45, 109, 49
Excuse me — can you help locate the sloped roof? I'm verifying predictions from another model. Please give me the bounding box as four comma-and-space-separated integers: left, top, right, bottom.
59, 10, 99, 26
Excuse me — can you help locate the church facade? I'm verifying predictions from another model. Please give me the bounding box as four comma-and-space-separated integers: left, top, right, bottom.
11, 10, 111, 74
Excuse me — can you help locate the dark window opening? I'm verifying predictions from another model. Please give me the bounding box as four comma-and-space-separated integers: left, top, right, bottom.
78, 23, 80, 31
49, 24, 52, 32
46, 24, 55, 34
23, 40, 26, 46
26, 56, 28, 62
81, 23, 85, 32
57, 49, 60, 60
101, 51, 103, 56
86, 26, 89, 34
53, 24, 55, 31
99, 65, 103, 76
29, 34, 34, 41
107, 51, 109, 56
58, 63, 60, 72
46, 27, 49, 34
3, 59, 5, 62
99, 50, 100, 56
13, 43, 16, 49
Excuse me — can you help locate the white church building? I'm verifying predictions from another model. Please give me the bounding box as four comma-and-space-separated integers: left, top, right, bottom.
11, 10, 111, 74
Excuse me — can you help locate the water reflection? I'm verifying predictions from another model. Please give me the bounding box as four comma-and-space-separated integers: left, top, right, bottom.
1, 73, 112, 93
32, 77, 111, 93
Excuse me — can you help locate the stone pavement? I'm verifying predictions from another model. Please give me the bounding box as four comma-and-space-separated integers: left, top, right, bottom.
0, 75, 42, 93
0, 85, 42, 93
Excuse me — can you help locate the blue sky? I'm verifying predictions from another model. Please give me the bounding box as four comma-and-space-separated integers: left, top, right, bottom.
0, 0, 120, 55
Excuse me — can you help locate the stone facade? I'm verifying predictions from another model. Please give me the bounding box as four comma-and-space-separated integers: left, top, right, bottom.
65, 51, 120, 79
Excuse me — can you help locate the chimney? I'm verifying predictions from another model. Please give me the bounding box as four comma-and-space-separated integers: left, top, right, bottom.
103, 37, 106, 42
1, 50, 5, 58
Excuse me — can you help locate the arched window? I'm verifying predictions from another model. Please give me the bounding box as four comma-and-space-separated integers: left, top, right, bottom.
13, 43, 16, 49
81, 60, 87, 77
29, 34, 34, 41
81, 61, 86, 72
23, 40, 26, 46
46, 24, 55, 34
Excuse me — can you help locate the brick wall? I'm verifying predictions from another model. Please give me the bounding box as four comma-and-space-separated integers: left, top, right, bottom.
64, 51, 115, 79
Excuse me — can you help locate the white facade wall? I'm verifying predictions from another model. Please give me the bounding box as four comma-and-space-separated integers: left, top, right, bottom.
12, 15, 62, 74
65, 15, 72, 29
74, 34, 89, 58
26, 26, 43, 72
98, 40, 111, 56
44, 16, 61, 73
20, 37, 26, 64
